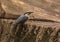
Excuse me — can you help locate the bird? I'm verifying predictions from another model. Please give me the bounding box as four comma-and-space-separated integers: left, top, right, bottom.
13, 11, 33, 27
10, 11, 33, 37
15, 11, 33, 24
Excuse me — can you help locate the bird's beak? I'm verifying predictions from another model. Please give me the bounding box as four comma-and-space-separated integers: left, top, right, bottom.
29, 12, 33, 14
30, 12, 33, 13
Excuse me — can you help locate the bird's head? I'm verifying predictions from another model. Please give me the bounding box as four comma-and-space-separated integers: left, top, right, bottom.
24, 12, 33, 15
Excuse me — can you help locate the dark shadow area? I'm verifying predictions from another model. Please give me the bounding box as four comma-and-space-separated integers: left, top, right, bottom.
29, 18, 59, 23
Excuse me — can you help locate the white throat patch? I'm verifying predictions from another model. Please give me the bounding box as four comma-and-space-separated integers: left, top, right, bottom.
25, 14, 29, 17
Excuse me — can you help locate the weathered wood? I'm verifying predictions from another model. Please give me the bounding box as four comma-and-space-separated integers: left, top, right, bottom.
1, 0, 60, 23
0, 0, 60, 42
0, 2, 5, 18
0, 14, 19, 19
0, 19, 60, 42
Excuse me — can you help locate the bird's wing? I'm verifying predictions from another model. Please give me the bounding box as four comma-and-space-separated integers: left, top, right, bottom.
15, 15, 28, 24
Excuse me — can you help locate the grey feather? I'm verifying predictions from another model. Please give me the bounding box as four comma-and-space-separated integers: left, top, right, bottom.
15, 15, 28, 24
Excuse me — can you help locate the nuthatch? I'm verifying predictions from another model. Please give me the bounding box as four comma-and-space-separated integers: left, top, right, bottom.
15, 11, 33, 24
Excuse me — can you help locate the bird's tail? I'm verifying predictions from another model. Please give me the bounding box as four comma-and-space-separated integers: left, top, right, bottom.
10, 23, 18, 37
